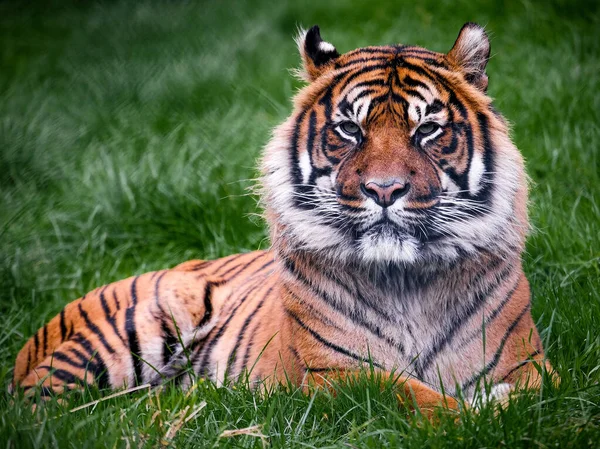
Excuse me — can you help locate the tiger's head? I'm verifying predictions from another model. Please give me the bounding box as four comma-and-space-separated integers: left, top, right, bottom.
262, 23, 528, 265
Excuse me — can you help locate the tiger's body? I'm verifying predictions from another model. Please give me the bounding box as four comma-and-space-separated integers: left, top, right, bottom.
14, 23, 551, 411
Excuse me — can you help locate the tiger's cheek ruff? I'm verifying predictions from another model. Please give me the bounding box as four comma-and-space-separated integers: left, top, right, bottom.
261, 116, 350, 257
426, 119, 526, 261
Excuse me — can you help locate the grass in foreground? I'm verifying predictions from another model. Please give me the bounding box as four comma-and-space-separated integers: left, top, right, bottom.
1, 0, 599, 447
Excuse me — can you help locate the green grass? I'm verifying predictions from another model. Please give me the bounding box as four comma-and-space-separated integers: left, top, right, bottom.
1, 0, 599, 447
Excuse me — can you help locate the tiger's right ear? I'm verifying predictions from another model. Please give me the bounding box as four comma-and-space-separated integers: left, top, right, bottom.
296, 25, 340, 82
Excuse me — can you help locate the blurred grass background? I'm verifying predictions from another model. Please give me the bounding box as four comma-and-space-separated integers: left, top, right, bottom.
1, 0, 599, 447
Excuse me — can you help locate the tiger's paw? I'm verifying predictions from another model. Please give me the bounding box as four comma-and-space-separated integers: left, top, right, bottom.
395, 378, 462, 421
470, 382, 513, 411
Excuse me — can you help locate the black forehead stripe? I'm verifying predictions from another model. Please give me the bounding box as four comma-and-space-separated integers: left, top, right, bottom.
397, 46, 439, 56
345, 46, 398, 56
332, 63, 389, 90
400, 60, 468, 119
337, 98, 353, 116
420, 58, 449, 69
402, 89, 426, 102
349, 88, 379, 104
402, 75, 432, 91
335, 56, 391, 69
425, 99, 444, 115
348, 78, 387, 90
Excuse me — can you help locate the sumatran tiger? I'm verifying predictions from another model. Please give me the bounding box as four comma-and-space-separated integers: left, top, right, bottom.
12, 23, 552, 414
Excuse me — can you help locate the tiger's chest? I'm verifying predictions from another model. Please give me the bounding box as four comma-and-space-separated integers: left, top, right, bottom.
285, 284, 493, 395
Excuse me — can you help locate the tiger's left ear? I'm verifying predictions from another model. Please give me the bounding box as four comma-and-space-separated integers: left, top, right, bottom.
296, 25, 340, 82
447, 23, 490, 91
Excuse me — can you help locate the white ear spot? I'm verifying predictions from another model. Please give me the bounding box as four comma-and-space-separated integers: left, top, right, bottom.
319, 41, 336, 53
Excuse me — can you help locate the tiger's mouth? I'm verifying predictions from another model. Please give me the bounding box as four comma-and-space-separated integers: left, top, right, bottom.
356, 215, 427, 243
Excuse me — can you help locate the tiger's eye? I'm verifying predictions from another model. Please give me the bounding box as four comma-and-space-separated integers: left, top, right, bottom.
339, 121, 361, 135
416, 122, 440, 136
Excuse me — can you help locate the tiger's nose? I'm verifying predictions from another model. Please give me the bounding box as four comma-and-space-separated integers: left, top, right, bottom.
360, 180, 411, 208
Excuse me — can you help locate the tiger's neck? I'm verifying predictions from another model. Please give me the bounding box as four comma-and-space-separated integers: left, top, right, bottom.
278, 246, 522, 324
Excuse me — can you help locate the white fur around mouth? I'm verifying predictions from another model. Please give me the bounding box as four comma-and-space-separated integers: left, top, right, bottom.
358, 226, 421, 264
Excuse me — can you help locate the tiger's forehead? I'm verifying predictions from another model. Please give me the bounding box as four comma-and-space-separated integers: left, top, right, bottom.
329, 46, 451, 126
338, 44, 448, 64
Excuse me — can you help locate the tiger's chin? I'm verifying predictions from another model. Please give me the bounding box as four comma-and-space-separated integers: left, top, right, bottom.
357, 225, 422, 265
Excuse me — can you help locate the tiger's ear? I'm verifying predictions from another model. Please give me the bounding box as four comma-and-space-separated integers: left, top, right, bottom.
296, 25, 340, 82
447, 23, 490, 91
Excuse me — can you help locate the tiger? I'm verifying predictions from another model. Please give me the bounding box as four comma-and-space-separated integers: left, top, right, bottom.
13, 23, 552, 414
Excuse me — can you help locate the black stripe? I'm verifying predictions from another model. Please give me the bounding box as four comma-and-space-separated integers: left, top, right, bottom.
283, 257, 404, 353
218, 253, 267, 280
51, 350, 96, 371
499, 350, 541, 383
185, 278, 227, 375
78, 303, 116, 354
335, 57, 392, 70
345, 46, 397, 57
304, 110, 318, 186
33, 332, 39, 360
462, 305, 531, 390
38, 366, 80, 385
473, 112, 495, 203
71, 333, 111, 389
198, 280, 218, 328
227, 286, 273, 374
126, 276, 143, 385
42, 325, 48, 357
402, 75, 431, 90
415, 263, 512, 376
26, 346, 31, 374
286, 308, 384, 369
191, 260, 213, 271
400, 60, 468, 119
211, 253, 247, 277
113, 288, 121, 311
425, 99, 444, 116
68, 348, 99, 372
99, 287, 125, 344
152, 271, 178, 367
161, 319, 179, 366
347, 78, 387, 90
59, 309, 67, 341
196, 276, 268, 376
66, 321, 74, 339
441, 122, 460, 155
289, 344, 306, 371
241, 315, 263, 374
402, 89, 426, 102
290, 109, 308, 206
463, 276, 522, 345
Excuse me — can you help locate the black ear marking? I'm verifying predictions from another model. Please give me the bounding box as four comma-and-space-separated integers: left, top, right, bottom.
297, 25, 339, 82
304, 25, 340, 66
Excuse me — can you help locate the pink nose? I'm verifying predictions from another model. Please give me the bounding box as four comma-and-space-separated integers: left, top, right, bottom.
361, 180, 410, 207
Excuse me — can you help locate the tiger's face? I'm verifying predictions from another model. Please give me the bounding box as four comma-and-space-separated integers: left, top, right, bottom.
262, 24, 528, 265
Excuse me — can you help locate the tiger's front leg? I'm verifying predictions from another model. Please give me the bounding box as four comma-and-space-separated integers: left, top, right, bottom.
304, 370, 461, 418
473, 354, 556, 409
12, 265, 222, 396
